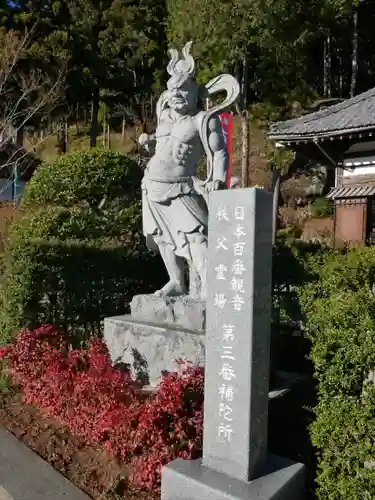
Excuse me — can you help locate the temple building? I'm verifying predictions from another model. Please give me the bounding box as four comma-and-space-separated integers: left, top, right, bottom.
268, 88, 375, 247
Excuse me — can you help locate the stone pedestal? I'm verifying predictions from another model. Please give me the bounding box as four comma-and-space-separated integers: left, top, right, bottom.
130, 294, 205, 331
104, 294, 206, 388
162, 455, 305, 500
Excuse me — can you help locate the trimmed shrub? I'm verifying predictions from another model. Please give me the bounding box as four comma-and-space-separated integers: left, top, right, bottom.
114, 363, 204, 491
22, 148, 141, 209
0, 237, 163, 345
272, 238, 331, 326
0, 149, 166, 344
296, 247, 375, 499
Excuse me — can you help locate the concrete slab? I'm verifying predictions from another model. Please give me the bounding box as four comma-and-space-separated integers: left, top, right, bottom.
0, 428, 91, 500
162, 455, 305, 500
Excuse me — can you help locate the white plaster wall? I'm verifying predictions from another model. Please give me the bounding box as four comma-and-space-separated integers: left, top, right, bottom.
343, 165, 375, 177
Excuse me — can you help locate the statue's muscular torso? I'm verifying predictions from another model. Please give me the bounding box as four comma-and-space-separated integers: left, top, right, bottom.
146, 109, 205, 181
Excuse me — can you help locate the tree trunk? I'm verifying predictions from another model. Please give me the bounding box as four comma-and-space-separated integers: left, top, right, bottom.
338, 48, 344, 98
76, 103, 80, 135
102, 110, 106, 148
150, 94, 154, 122
271, 168, 281, 245
240, 110, 250, 187
350, 10, 358, 98
121, 116, 126, 143
90, 91, 99, 148
56, 125, 64, 155
323, 34, 331, 97
107, 123, 110, 149
241, 56, 249, 109
64, 120, 68, 153
235, 56, 250, 188
13, 164, 21, 206
16, 126, 24, 149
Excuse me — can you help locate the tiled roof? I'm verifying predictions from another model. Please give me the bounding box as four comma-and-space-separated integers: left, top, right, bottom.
326, 185, 375, 199
268, 87, 375, 141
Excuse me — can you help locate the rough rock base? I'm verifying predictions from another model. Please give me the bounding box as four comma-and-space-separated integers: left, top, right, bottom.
103, 315, 205, 388
130, 294, 206, 331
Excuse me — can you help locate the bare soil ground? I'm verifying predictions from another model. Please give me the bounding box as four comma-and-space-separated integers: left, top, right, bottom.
0, 389, 157, 500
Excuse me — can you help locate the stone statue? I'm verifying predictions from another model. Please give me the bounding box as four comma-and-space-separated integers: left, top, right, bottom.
139, 41, 240, 300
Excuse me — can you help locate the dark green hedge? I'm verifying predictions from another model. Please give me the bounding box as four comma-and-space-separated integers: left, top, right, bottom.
0, 237, 165, 346
296, 247, 375, 499
0, 149, 166, 345
273, 240, 375, 497
272, 238, 330, 327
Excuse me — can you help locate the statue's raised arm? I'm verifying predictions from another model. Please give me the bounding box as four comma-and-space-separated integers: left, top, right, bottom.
139, 41, 240, 300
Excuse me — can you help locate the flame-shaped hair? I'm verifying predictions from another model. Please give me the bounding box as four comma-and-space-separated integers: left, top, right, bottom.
167, 41, 195, 77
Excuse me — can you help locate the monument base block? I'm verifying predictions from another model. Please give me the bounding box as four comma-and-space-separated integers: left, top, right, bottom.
130, 294, 206, 331
161, 455, 305, 500
103, 315, 205, 388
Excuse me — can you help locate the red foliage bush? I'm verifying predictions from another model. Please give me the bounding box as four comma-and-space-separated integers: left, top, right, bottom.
1, 325, 204, 493
108, 365, 204, 490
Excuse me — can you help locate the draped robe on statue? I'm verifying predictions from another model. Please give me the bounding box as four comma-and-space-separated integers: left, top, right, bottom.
141, 110, 209, 262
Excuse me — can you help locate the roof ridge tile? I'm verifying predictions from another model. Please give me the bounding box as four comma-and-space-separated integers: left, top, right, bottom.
268, 86, 375, 139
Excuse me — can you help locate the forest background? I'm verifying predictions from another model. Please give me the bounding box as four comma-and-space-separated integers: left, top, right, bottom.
0, 0, 374, 190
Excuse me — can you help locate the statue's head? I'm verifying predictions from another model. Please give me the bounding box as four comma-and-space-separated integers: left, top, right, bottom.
166, 41, 199, 114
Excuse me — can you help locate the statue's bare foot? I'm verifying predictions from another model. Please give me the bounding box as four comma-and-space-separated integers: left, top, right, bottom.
155, 280, 187, 297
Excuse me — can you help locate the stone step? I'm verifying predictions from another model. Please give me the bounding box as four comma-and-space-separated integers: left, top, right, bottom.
0, 428, 90, 500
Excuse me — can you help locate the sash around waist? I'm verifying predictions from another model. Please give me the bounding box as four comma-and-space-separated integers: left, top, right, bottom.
144, 175, 193, 184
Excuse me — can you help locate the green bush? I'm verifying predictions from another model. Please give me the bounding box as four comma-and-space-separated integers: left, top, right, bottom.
0, 237, 164, 346
296, 247, 375, 498
272, 237, 331, 326
0, 149, 166, 345
22, 148, 141, 209
309, 197, 333, 218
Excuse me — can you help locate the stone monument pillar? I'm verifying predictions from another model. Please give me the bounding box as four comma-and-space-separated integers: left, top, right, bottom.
160, 188, 305, 500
